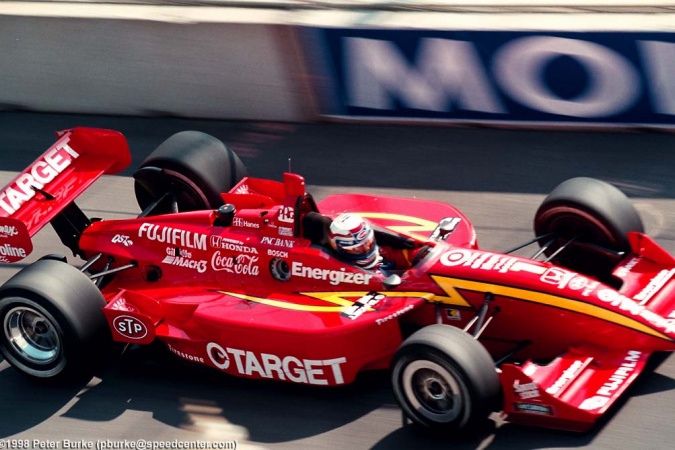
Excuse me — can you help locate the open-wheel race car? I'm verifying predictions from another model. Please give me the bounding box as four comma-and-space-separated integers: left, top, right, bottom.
1, 127, 675, 433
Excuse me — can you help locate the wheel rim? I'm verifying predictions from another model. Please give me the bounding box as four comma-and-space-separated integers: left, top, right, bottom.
402, 360, 464, 423
3, 306, 61, 365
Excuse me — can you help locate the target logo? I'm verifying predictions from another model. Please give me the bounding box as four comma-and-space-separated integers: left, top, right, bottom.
206, 342, 231, 370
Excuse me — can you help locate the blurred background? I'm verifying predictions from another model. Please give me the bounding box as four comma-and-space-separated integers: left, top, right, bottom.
2, 1, 675, 449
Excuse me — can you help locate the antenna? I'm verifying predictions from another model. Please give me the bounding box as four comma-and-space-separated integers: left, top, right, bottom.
288, 157, 292, 173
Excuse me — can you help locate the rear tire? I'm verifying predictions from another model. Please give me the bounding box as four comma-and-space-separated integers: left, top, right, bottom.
0, 260, 108, 381
391, 325, 501, 432
134, 131, 247, 214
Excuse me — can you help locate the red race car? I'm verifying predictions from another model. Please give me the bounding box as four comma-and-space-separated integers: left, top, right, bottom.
1, 128, 674, 433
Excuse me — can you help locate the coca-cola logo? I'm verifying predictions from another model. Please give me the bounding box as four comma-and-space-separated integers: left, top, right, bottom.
211, 252, 260, 276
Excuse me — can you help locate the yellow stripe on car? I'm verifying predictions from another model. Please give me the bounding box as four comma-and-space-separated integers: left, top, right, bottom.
431, 275, 670, 341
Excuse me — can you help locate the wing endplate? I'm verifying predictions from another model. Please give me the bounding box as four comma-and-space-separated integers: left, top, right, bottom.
501, 346, 651, 431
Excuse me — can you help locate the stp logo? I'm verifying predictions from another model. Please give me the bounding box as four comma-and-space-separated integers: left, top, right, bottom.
113, 315, 148, 340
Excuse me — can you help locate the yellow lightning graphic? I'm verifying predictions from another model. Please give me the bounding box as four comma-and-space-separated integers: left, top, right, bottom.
356, 212, 438, 240
223, 292, 345, 312
431, 275, 671, 341
219, 291, 461, 313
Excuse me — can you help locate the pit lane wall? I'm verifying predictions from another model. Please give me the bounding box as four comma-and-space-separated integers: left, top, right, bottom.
2, 3, 675, 127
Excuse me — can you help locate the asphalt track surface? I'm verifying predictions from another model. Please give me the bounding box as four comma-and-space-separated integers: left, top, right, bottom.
2, 111, 675, 449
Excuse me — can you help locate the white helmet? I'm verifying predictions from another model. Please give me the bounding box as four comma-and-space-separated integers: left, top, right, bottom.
328, 213, 379, 269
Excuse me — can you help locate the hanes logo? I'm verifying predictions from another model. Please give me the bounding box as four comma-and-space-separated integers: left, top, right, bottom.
233, 217, 260, 229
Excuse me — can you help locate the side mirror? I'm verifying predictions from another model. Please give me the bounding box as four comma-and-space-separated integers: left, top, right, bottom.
383, 274, 402, 290
430, 217, 461, 241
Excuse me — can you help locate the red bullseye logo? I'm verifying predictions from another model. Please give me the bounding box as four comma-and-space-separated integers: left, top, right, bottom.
113, 315, 148, 340
206, 342, 230, 370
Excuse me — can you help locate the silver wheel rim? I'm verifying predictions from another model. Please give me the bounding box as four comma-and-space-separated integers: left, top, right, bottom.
4, 306, 60, 365
402, 360, 464, 423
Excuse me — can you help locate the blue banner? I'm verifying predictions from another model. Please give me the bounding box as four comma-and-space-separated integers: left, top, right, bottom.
303, 28, 675, 125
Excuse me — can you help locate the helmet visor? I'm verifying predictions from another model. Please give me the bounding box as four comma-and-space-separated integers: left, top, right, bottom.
334, 229, 375, 256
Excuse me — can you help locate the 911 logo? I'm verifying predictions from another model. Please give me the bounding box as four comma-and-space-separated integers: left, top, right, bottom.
113, 315, 148, 340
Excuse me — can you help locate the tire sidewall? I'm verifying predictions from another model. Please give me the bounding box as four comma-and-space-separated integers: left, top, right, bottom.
0, 260, 108, 380
391, 325, 501, 431
392, 345, 474, 429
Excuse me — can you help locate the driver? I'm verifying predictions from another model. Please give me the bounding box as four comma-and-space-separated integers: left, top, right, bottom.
328, 213, 422, 272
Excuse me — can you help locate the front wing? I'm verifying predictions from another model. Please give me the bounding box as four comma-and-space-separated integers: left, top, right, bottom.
501, 345, 651, 431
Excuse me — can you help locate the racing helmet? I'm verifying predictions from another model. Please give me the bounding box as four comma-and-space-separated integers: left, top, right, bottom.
328, 213, 380, 269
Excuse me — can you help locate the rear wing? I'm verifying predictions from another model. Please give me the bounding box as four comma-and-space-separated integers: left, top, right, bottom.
0, 128, 131, 260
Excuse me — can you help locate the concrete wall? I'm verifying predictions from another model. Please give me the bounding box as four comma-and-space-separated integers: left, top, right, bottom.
1, 2, 675, 126
0, 4, 310, 121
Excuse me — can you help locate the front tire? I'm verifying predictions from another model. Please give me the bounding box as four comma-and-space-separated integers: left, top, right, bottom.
391, 325, 501, 431
0, 260, 108, 380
